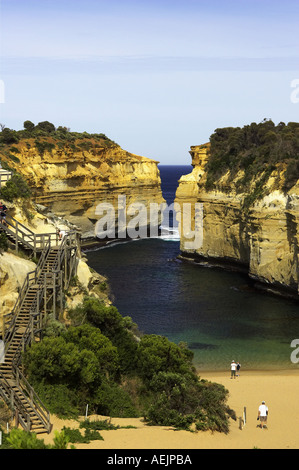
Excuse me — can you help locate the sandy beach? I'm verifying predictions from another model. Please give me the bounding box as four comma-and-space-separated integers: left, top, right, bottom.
41, 369, 299, 450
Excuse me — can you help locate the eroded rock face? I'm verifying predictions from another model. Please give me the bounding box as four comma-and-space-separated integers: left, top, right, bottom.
0, 252, 37, 332
175, 144, 299, 297
2, 142, 165, 238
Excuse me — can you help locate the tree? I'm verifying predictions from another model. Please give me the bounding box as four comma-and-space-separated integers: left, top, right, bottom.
136, 334, 195, 385
0, 174, 31, 202
0, 127, 19, 144
35, 121, 56, 133
24, 326, 119, 387
23, 120, 35, 132
67, 297, 139, 374
145, 371, 234, 433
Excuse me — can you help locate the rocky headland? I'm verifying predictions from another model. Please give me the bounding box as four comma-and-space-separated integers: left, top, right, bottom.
0, 124, 165, 240
175, 121, 299, 299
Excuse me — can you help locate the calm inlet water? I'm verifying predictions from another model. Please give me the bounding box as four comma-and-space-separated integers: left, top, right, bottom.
86, 166, 299, 372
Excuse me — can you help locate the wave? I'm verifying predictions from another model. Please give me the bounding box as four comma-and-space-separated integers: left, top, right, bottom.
158, 225, 180, 242
84, 229, 180, 253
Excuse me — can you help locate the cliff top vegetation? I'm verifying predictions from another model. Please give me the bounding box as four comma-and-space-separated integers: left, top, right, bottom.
205, 119, 299, 194
0, 120, 118, 170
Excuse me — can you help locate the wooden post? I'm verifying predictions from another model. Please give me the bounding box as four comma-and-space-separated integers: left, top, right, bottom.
1, 316, 5, 339
34, 235, 37, 258
15, 409, 19, 429
36, 290, 41, 330
53, 272, 56, 319
27, 414, 31, 432
64, 246, 67, 285
44, 277, 47, 318
15, 220, 18, 253
31, 315, 34, 342
60, 271, 63, 314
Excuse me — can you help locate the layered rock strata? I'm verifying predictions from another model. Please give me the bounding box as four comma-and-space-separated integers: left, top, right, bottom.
2, 141, 165, 239
175, 144, 299, 298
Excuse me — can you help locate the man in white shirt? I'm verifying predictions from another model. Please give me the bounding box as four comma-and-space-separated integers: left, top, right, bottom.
230, 360, 237, 379
258, 401, 269, 428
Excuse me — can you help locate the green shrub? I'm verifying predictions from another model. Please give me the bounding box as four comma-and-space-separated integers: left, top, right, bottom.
0, 128, 19, 145
0, 233, 8, 252
23, 120, 35, 132
31, 382, 80, 418
80, 418, 119, 431
5, 428, 49, 449
94, 380, 139, 418
34, 139, 56, 156
136, 334, 195, 386
67, 297, 139, 375
3, 428, 71, 449
0, 174, 31, 201
144, 372, 234, 433
61, 426, 103, 444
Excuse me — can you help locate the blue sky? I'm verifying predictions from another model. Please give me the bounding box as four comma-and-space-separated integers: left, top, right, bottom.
1, 0, 299, 164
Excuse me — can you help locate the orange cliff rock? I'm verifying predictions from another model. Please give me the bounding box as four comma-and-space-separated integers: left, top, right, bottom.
1, 139, 165, 238
175, 143, 299, 299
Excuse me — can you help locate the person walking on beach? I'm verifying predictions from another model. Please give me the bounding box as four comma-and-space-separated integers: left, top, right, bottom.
236, 361, 241, 376
230, 360, 237, 379
257, 401, 268, 429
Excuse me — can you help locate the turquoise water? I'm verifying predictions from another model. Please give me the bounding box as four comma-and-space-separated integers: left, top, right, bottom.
85, 165, 299, 372
86, 238, 299, 372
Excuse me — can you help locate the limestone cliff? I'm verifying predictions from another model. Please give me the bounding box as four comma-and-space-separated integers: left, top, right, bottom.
0, 136, 165, 238
175, 143, 299, 298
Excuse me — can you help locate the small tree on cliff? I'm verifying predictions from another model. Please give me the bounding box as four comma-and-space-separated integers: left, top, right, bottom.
23, 120, 35, 132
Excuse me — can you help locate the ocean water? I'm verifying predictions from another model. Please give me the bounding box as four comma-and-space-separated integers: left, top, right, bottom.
86, 165, 299, 372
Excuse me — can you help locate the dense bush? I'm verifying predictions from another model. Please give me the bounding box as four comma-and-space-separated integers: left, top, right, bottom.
1, 427, 70, 449
0, 128, 19, 145
22, 297, 234, 433
61, 426, 103, 444
68, 297, 139, 375
0, 174, 31, 201
144, 371, 235, 433
34, 139, 56, 156
205, 120, 299, 197
136, 334, 195, 385
0, 232, 8, 252
23, 321, 138, 418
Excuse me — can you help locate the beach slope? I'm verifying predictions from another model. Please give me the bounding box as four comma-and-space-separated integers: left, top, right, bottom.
42, 369, 299, 450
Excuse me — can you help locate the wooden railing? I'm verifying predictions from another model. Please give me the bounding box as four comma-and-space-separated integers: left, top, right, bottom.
0, 170, 12, 188
0, 214, 59, 255
0, 223, 79, 433
0, 364, 52, 433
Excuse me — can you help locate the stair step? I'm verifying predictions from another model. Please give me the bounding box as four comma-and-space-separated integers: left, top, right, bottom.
0, 227, 70, 435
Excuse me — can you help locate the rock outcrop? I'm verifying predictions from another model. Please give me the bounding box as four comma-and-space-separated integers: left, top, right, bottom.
0, 252, 36, 327
175, 144, 299, 298
1, 139, 165, 239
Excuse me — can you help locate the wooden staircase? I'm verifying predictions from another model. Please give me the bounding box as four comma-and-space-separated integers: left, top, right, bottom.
0, 214, 59, 255
0, 216, 79, 433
